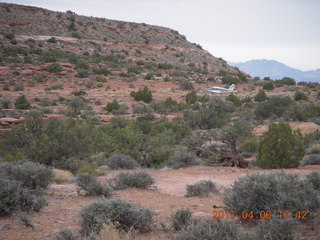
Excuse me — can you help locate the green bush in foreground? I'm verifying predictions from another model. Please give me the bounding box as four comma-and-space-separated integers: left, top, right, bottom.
223, 172, 320, 217
185, 180, 217, 197
80, 198, 153, 235
257, 218, 296, 240
175, 218, 250, 240
0, 161, 53, 190
0, 161, 52, 216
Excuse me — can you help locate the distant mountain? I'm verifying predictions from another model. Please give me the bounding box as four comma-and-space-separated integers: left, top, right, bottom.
229, 59, 320, 82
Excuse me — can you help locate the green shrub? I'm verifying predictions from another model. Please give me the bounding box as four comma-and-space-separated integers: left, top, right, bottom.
223, 172, 320, 217
113, 171, 154, 189
80, 198, 153, 235
95, 75, 107, 83
0, 161, 51, 216
185, 180, 217, 197
0, 178, 21, 216
275, 77, 296, 87
254, 96, 295, 119
258, 122, 305, 169
257, 218, 296, 240
183, 98, 234, 129
92, 67, 110, 76
294, 91, 308, 101
185, 91, 197, 104
71, 90, 87, 96
262, 81, 274, 90
169, 151, 199, 169
226, 94, 242, 107
19, 187, 47, 212
71, 32, 81, 39
179, 81, 194, 91
106, 154, 139, 169
254, 89, 267, 102
130, 86, 153, 103
75, 60, 89, 69
300, 154, 320, 166
222, 74, 240, 84
76, 69, 90, 78
54, 228, 76, 240
127, 66, 141, 75
171, 208, 192, 230
239, 139, 258, 153
47, 37, 57, 43
77, 164, 98, 175
13, 83, 24, 91
147, 147, 173, 168
15, 95, 31, 109
175, 218, 248, 240
105, 100, 120, 113
47, 63, 63, 73
4, 33, 15, 40
305, 171, 320, 191
0, 161, 53, 190
76, 173, 111, 197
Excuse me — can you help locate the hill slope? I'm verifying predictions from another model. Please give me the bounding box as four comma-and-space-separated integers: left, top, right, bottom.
230, 59, 320, 82
0, 3, 243, 77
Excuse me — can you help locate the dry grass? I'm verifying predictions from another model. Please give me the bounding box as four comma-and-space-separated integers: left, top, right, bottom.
99, 222, 138, 240
53, 169, 74, 184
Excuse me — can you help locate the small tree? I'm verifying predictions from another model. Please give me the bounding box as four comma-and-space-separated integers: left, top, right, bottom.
185, 91, 197, 104
226, 94, 242, 107
130, 86, 152, 103
294, 91, 308, 101
263, 81, 274, 90
105, 100, 120, 113
254, 89, 267, 102
15, 95, 31, 109
258, 122, 305, 169
47, 63, 63, 73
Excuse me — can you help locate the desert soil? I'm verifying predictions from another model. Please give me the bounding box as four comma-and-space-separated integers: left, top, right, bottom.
1, 165, 320, 240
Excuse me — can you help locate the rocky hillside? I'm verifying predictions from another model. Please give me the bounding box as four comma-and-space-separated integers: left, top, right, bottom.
0, 3, 244, 78
0, 3, 254, 123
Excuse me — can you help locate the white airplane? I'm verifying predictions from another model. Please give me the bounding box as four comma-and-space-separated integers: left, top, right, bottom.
204, 84, 237, 93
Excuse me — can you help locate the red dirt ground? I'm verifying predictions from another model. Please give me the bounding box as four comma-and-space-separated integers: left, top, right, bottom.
1, 165, 320, 240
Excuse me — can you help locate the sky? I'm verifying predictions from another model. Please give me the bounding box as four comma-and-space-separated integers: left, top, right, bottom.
2, 0, 320, 71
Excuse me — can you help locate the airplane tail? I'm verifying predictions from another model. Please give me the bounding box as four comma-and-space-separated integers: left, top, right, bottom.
229, 84, 235, 91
